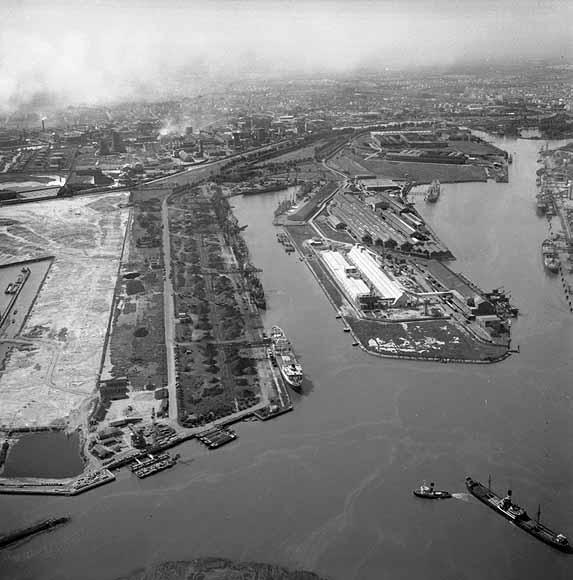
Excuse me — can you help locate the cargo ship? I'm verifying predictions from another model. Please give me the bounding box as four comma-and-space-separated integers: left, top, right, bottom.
541, 239, 560, 273
536, 196, 547, 214
241, 181, 287, 196
270, 325, 303, 388
465, 476, 572, 553
425, 180, 440, 203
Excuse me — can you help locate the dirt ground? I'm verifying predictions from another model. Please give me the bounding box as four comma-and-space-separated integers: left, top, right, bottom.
0, 193, 129, 430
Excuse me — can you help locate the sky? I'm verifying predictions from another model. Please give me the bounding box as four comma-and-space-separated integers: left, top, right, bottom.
0, 0, 571, 111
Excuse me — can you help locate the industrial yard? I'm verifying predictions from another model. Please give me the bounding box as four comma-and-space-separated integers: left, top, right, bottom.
536, 143, 573, 308
280, 170, 514, 363
168, 183, 273, 426
328, 128, 509, 184
0, 176, 294, 494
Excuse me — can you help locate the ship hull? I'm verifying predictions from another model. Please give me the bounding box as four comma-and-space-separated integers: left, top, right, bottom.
270, 326, 303, 389
241, 183, 286, 196
279, 366, 303, 389
542, 239, 560, 273
466, 477, 573, 553
544, 261, 560, 274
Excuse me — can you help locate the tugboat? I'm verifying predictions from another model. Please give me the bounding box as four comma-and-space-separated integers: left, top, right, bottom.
413, 481, 452, 499
466, 476, 573, 553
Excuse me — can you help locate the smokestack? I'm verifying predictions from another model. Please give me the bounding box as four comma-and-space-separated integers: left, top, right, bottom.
42, 119, 45, 132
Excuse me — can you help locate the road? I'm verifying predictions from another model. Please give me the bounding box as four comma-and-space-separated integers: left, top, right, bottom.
161, 196, 179, 421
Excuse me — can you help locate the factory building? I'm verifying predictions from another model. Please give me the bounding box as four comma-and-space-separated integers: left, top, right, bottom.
348, 245, 407, 307
320, 250, 371, 303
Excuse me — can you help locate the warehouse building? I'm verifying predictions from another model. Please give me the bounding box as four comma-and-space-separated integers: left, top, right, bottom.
348, 245, 407, 307
320, 250, 371, 303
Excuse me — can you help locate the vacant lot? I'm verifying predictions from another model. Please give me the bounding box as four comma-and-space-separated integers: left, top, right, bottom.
359, 158, 487, 183
0, 193, 129, 430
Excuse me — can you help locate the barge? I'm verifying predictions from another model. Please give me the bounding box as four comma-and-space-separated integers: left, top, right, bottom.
131, 453, 178, 479
197, 427, 237, 449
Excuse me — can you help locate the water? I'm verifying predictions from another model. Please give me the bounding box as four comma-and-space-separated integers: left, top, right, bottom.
1, 137, 573, 580
2, 431, 84, 479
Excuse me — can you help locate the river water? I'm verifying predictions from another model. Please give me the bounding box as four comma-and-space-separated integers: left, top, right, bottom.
1, 136, 572, 580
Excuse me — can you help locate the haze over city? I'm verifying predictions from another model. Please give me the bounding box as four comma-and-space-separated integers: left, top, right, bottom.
1, 0, 571, 111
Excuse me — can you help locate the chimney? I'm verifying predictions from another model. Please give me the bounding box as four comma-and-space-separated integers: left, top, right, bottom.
41, 119, 45, 132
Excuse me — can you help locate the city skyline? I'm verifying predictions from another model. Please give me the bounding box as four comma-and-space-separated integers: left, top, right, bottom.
1, 0, 571, 111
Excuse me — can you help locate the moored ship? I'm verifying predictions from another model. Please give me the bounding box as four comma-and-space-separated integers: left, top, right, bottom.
536, 197, 547, 214
465, 476, 573, 553
541, 239, 560, 273
270, 325, 303, 388
240, 181, 287, 196
425, 179, 440, 203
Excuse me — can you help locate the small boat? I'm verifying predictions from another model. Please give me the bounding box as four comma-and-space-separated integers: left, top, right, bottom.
413, 481, 452, 499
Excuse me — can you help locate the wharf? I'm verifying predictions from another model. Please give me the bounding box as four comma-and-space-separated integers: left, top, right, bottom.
536, 149, 573, 313
0, 469, 115, 496
254, 404, 293, 421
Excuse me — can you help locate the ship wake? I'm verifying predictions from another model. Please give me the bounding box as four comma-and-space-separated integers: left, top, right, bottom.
451, 493, 472, 502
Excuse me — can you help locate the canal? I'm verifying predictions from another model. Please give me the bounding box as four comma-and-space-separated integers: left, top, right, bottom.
0, 136, 572, 580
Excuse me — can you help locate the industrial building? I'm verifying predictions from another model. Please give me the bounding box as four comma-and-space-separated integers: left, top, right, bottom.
320, 250, 370, 303
348, 245, 407, 307
327, 191, 451, 258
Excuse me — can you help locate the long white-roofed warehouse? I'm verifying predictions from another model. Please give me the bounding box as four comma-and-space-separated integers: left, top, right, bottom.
320, 250, 371, 304
347, 245, 408, 307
